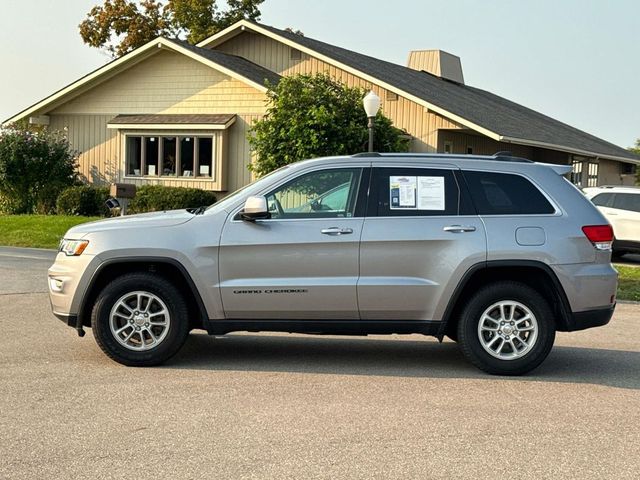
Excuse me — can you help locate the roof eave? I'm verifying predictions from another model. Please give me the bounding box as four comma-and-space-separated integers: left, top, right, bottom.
500, 135, 640, 164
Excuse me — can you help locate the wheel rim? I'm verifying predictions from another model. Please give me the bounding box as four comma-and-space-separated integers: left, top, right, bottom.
109, 291, 171, 351
477, 300, 538, 361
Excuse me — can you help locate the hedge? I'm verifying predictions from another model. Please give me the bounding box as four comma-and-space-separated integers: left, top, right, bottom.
56, 185, 111, 217
127, 185, 216, 214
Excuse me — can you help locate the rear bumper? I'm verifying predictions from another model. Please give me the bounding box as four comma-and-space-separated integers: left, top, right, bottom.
564, 304, 615, 332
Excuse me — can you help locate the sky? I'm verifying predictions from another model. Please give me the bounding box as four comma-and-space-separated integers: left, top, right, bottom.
0, 0, 638, 148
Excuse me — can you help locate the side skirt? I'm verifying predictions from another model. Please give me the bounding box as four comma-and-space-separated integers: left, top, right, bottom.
205, 319, 443, 337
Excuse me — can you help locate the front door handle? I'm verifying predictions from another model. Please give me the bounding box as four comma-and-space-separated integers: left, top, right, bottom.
443, 225, 476, 233
321, 227, 353, 235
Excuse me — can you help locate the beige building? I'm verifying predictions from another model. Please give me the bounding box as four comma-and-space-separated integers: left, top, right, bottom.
5, 20, 639, 195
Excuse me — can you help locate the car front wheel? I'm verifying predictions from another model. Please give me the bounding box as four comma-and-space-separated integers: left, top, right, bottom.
91, 273, 189, 366
457, 281, 555, 375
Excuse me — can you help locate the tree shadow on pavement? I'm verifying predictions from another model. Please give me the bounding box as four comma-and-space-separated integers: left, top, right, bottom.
168, 333, 640, 390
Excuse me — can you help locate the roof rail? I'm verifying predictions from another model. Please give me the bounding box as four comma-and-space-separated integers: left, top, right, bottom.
352, 152, 382, 157
492, 152, 533, 163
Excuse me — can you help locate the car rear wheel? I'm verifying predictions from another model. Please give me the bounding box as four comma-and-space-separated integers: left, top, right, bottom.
91, 273, 189, 366
457, 281, 555, 375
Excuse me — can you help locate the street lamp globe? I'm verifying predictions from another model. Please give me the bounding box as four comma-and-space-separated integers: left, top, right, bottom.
362, 91, 381, 152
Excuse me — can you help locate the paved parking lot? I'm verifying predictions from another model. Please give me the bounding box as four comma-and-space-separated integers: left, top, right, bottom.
0, 247, 639, 479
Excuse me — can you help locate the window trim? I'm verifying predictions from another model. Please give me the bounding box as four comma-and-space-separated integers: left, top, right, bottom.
122, 131, 219, 183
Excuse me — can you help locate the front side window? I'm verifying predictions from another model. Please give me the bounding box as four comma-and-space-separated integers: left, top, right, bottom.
125, 134, 216, 178
463, 171, 555, 215
266, 169, 362, 219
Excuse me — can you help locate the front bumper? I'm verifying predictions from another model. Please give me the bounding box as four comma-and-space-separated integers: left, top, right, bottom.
565, 304, 615, 332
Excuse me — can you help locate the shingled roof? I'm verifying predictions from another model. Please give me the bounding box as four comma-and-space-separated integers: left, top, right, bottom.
248, 22, 638, 163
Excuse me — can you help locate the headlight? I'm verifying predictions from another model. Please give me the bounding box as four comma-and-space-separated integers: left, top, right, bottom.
59, 239, 89, 256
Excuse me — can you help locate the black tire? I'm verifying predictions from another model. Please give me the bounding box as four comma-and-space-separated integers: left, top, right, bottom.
91, 272, 190, 366
457, 281, 555, 376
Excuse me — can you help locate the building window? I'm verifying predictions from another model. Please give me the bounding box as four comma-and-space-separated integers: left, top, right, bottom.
126, 134, 216, 179
571, 159, 583, 186
466, 146, 473, 154
620, 162, 636, 175
444, 141, 453, 154
290, 48, 302, 61
587, 162, 599, 187
386, 91, 398, 101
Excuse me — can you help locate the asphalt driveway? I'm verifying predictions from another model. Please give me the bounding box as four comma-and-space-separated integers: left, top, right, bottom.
0, 247, 638, 479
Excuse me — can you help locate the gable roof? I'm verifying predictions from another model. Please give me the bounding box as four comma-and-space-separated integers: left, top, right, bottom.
3, 37, 279, 126
199, 20, 638, 163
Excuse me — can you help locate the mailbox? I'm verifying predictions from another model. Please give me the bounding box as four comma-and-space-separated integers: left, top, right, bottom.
110, 183, 137, 199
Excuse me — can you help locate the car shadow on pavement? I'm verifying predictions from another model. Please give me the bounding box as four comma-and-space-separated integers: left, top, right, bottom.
168, 333, 640, 390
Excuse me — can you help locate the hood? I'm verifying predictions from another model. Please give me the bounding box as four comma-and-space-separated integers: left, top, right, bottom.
66, 210, 196, 237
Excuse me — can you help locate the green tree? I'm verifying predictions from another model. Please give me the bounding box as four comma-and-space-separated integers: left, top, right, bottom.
0, 127, 78, 214
630, 139, 640, 185
248, 74, 409, 177
79, 0, 265, 57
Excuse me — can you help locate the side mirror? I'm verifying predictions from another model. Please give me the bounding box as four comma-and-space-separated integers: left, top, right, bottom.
240, 195, 271, 221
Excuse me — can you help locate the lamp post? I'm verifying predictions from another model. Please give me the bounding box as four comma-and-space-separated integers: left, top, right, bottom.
363, 90, 381, 152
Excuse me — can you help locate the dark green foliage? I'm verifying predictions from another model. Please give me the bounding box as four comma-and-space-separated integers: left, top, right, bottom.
127, 185, 216, 213
0, 127, 78, 214
57, 185, 111, 217
630, 139, 640, 185
248, 74, 410, 177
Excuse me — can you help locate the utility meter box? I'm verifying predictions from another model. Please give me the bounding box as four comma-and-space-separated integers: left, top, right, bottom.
110, 183, 137, 199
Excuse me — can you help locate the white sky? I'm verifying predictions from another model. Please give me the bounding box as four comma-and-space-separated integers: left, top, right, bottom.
1, 0, 638, 148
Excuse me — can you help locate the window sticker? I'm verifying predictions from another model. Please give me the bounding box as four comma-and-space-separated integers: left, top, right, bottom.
390, 176, 417, 209
417, 176, 445, 210
389, 176, 445, 210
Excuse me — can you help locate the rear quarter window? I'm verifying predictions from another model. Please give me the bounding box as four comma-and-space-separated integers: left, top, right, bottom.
463, 171, 555, 215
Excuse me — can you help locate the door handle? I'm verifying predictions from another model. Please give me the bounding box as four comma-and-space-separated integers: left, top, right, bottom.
321, 227, 353, 235
443, 225, 476, 233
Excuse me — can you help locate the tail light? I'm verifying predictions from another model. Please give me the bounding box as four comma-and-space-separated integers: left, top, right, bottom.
582, 225, 614, 251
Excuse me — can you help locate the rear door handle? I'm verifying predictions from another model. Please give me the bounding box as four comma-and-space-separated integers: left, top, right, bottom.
321, 227, 353, 235
443, 225, 476, 233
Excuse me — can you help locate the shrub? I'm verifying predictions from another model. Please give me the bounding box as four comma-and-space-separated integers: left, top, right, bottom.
0, 126, 78, 213
56, 185, 111, 217
127, 185, 216, 214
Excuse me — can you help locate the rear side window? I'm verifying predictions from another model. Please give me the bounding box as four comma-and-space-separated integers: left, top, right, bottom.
372, 168, 459, 216
463, 171, 555, 215
590, 192, 614, 207
612, 193, 640, 213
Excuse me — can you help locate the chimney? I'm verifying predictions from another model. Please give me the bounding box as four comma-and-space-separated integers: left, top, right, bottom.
407, 50, 464, 84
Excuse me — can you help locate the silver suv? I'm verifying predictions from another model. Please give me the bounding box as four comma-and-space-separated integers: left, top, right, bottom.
48, 153, 617, 375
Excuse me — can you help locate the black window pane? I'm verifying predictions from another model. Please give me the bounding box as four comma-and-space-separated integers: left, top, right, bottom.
612, 193, 640, 213
463, 171, 555, 215
162, 137, 177, 176
126, 136, 141, 176
180, 137, 194, 176
591, 193, 613, 207
144, 137, 158, 176
198, 138, 213, 177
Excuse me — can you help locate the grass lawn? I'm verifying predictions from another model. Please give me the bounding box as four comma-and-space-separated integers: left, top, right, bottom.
615, 265, 640, 302
0, 215, 101, 249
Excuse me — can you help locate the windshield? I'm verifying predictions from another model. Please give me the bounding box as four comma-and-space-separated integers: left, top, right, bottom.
205, 164, 292, 212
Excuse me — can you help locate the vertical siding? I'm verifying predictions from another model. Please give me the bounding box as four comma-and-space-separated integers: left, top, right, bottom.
217, 32, 462, 155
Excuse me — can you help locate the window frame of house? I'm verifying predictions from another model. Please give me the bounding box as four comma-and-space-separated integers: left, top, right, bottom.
123, 132, 217, 181
443, 141, 454, 154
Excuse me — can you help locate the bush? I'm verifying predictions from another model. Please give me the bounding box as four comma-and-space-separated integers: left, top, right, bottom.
127, 185, 216, 214
0, 126, 78, 213
57, 185, 111, 217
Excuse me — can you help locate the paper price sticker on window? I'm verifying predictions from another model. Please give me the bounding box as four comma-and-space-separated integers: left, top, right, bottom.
390, 175, 445, 210
417, 176, 445, 210
390, 176, 417, 209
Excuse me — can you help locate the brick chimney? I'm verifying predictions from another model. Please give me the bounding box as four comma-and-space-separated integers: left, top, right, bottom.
407, 50, 464, 84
